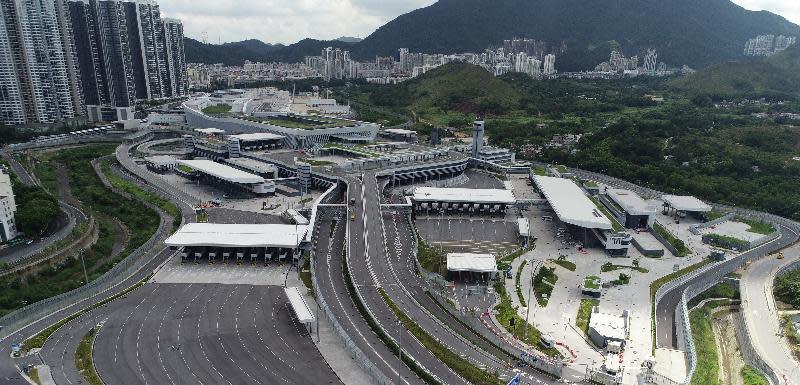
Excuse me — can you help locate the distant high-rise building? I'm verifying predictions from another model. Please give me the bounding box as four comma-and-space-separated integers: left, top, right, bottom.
66, 0, 188, 110
742, 34, 795, 56
163, 17, 187, 96
643, 49, 658, 72
0, 0, 83, 125
543, 54, 556, 75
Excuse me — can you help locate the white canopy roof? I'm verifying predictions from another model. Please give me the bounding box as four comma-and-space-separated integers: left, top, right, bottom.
533, 175, 613, 230
224, 158, 278, 174
284, 287, 315, 324
606, 188, 656, 216
194, 127, 225, 134
165, 223, 307, 248
446, 253, 497, 273
229, 132, 285, 141
383, 128, 416, 135
413, 187, 516, 204
176, 159, 264, 184
661, 195, 712, 212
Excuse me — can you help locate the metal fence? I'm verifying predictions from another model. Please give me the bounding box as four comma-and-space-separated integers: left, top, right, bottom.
309, 208, 395, 385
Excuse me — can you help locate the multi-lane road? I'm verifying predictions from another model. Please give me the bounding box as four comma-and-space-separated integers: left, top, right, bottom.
741, 239, 800, 384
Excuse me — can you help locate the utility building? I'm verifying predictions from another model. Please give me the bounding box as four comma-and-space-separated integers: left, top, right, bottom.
412, 187, 516, 214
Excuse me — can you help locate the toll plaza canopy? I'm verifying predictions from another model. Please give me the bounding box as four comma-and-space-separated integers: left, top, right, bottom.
412, 187, 516, 204
446, 253, 497, 273
285, 287, 315, 324
165, 223, 308, 248
661, 195, 712, 212
532, 175, 613, 230
176, 159, 265, 184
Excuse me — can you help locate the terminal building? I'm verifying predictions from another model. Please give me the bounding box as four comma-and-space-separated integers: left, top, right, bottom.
446, 253, 497, 282
661, 195, 712, 220
533, 175, 631, 256
380, 128, 418, 143
411, 187, 516, 214
176, 159, 276, 195
603, 188, 657, 229
165, 223, 308, 264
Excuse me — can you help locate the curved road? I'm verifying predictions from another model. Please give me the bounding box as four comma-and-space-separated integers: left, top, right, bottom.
741, 235, 800, 385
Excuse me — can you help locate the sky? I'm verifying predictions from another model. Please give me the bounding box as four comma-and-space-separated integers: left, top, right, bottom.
156, 0, 800, 45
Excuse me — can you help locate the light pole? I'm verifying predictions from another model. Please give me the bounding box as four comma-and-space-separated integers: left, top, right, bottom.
80, 249, 98, 330
523, 260, 539, 340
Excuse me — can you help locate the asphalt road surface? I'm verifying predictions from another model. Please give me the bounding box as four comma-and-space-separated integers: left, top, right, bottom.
93, 283, 340, 385
741, 238, 800, 384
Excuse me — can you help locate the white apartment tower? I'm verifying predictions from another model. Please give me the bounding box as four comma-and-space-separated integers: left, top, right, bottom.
0, 170, 17, 242
0, 0, 83, 125
543, 54, 556, 75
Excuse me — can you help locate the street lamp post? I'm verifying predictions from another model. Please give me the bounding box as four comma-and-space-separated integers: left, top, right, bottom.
80, 249, 98, 330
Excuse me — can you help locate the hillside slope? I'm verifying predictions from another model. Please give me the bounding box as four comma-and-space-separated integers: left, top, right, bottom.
352, 0, 800, 71
672, 44, 800, 97
185, 38, 353, 65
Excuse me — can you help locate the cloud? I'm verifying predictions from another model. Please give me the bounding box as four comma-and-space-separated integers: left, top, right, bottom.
158, 0, 436, 44
731, 0, 800, 24
159, 0, 799, 45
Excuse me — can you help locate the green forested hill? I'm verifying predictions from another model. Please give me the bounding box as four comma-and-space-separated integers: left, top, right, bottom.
671, 44, 800, 98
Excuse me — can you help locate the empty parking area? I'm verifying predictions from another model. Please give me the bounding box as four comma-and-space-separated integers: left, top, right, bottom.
415, 216, 519, 253
93, 283, 339, 385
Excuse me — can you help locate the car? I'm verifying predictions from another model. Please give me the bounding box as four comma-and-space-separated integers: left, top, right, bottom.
777, 252, 784, 259
350, 198, 356, 205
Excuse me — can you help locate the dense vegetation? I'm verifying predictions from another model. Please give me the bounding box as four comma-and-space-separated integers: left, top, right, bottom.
13, 185, 59, 237
184, 37, 353, 65
345, 61, 800, 222
673, 44, 800, 99
0, 145, 159, 317
775, 268, 800, 308
351, 0, 800, 70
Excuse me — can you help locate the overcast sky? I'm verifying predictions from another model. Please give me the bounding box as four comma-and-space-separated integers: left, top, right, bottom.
157, 0, 800, 44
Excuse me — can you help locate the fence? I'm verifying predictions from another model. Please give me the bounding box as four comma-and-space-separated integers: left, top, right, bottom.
308, 207, 394, 385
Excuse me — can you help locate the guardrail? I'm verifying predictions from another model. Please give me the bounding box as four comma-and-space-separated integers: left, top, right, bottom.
308, 207, 394, 385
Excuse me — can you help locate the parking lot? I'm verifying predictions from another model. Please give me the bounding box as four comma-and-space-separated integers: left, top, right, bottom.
415, 216, 520, 254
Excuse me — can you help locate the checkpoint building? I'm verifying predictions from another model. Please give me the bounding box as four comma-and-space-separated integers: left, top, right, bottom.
176, 159, 276, 195
604, 188, 657, 229
166, 223, 308, 264
411, 187, 516, 214
533, 176, 631, 256
661, 195, 712, 219
446, 253, 497, 282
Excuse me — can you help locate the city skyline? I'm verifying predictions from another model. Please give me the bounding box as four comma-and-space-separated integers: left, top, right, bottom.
154, 0, 800, 45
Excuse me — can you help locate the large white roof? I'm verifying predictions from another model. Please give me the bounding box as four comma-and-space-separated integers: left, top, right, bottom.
224, 158, 277, 174
533, 175, 613, 230
229, 132, 285, 141
606, 188, 656, 216
194, 127, 225, 134
413, 187, 516, 204
284, 287, 315, 324
446, 253, 497, 273
165, 223, 307, 248
383, 128, 416, 135
662, 195, 712, 212
176, 159, 264, 184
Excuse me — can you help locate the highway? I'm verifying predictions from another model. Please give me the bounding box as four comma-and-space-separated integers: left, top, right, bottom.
312, 203, 423, 384
741, 238, 800, 384
350, 173, 472, 385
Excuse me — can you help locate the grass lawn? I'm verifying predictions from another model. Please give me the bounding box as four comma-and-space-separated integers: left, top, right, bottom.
101, 159, 181, 230
584, 275, 602, 290
74, 328, 103, 385
741, 366, 769, 385
201, 104, 231, 114
737, 218, 776, 235
576, 299, 600, 335
531, 167, 547, 176
533, 266, 558, 306
516, 259, 528, 305
492, 280, 560, 357
552, 257, 576, 271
